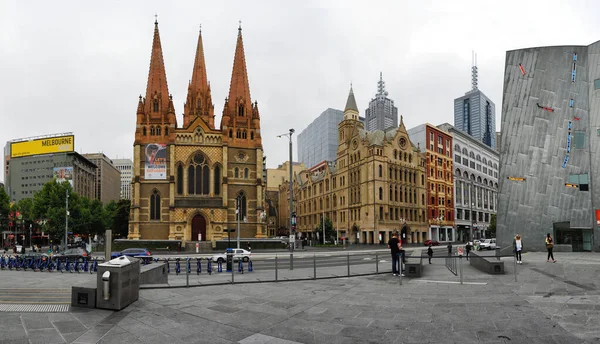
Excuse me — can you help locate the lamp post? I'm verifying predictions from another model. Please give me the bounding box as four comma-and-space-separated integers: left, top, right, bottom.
277, 129, 295, 252
236, 194, 241, 249
470, 179, 475, 241
64, 189, 69, 252
322, 210, 325, 245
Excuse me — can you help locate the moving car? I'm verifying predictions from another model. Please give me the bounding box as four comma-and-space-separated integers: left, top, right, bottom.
110, 248, 152, 259
211, 249, 251, 263
424, 240, 441, 246
478, 238, 498, 250
53, 248, 89, 262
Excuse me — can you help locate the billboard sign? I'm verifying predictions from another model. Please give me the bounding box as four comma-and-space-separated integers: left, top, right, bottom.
53, 167, 74, 187
11, 135, 74, 158
144, 143, 167, 179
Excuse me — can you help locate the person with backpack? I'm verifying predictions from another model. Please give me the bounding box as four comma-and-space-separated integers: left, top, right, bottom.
545, 233, 556, 263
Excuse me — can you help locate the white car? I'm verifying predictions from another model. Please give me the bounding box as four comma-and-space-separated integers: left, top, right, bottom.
211, 249, 252, 263
478, 238, 498, 250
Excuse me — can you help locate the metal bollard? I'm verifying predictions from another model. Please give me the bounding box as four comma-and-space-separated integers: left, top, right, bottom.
231, 258, 235, 284
347, 254, 350, 276
514, 254, 518, 282
459, 256, 463, 285
275, 255, 278, 282
290, 253, 293, 271
313, 254, 317, 280
186, 258, 190, 287
375, 252, 378, 274
398, 268, 402, 286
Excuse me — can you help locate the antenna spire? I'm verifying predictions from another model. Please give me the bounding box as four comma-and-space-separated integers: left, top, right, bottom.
471, 51, 478, 90
377, 71, 388, 97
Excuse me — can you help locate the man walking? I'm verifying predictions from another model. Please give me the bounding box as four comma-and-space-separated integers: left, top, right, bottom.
388, 232, 402, 276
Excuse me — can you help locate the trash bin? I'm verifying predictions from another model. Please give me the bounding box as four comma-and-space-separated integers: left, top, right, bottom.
96, 255, 140, 310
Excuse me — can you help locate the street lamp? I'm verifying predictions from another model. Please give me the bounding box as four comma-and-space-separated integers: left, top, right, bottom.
470, 179, 475, 241
277, 128, 295, 252
236, 194, 242, 249
65, 189, 69, 252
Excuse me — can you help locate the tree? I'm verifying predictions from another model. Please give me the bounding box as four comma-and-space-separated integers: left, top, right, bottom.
112, 200, 130, 238
32, 180, 73, 244
315, 216, 335, 244
0, 187, 10, 232
488, 214, 497, 238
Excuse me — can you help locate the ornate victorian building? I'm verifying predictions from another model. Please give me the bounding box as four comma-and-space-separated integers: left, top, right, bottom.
128, 21, 265, 243
280, 88, 429, 244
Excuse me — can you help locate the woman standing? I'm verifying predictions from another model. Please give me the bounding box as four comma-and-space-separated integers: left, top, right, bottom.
513, 235, 523, 264
545, 233, 556, 263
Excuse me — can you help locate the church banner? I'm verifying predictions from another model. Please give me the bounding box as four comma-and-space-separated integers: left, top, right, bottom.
144, 143, 167, 180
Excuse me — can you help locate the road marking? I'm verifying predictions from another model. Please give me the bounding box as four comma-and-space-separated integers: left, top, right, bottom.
414, 279, 487, 285
0, 301, 70, 304
0, 304, 69, 312
0, 296, 70, 299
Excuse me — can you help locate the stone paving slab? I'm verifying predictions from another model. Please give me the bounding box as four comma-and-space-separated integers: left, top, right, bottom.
1, 252, 600, 343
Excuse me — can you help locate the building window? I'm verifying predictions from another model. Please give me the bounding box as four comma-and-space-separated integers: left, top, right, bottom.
176, 164, 183, 195
234, 167, 239, 178
142, 127, 147, 136
156, 126, 161, 136
229, 130, 233, 138
379, 187, 383, 200
595, 79, 600, 90
150, 190, 160, 220
569, 99, 574, 108
250, 131, 254, 140
574, 131, 585, 149
379, 206, 383, 220
187, 153, 210, 195
378, 165, 382, 177
244, 168, 249, 179
153, 100, 159, 112
236, 193, 247, 219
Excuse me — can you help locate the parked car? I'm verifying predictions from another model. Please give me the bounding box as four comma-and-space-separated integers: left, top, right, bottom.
53, 248, 89, 262
478, 238, 498, 250
110, 248, 152, 259
20, 252, 50, 262
424, 240, 441, 246
211, 249, 251, 263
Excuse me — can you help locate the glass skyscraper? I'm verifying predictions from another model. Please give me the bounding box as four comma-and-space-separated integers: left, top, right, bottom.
297, 108, 365, 169
454, 89, 496, 150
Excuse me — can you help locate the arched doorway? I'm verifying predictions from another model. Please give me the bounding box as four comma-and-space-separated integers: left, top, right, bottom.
191, 214, 207, 241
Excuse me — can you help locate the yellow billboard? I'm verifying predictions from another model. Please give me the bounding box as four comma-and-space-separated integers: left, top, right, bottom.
11, 135, 74, 158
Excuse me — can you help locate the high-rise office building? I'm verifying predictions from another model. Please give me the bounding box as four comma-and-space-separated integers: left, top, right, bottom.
82, 153, 121, 203
297, 108, 365, 169
113, 158, 133, 200
497, 42, 600, 252
453, 55, 496, 150
365, 72, 398, 131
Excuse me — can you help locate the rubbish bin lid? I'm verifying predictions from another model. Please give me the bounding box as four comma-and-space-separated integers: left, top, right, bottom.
98, 255, 137, 267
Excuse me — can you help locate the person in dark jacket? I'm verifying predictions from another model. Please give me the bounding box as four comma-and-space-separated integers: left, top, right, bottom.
427, 245, 433, 264
465, 241, 472, 261
447, 242, 453, 256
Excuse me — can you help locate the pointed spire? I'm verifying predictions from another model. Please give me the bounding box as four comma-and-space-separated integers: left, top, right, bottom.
144, 18, 171, 115
344, 85, 358, 112
224, 23, 252, 119
184, 24, 213, 128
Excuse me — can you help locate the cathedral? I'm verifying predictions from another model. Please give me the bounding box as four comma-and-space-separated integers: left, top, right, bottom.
128, 20, 265, 243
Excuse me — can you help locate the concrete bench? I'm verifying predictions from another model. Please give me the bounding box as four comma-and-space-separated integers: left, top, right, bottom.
403, 250, 423, 278
140, 262, 168, 285
470, 251, 505, 274
71, 283, 97, 309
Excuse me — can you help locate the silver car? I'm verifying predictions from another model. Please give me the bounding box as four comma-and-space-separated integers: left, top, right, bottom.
211, 249, 251, 263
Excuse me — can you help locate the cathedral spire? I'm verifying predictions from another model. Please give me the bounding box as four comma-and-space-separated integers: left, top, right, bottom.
184, 25, 214, 128
144, 19, 171, 116
222, 23, 252, 125
343, 85, 359, 121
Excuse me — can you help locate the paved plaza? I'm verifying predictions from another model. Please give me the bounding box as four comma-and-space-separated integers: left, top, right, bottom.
0, 251, 600, 343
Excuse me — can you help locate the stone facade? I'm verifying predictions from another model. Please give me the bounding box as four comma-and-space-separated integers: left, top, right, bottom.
280, 88, 428, 244
128, 22, 265, 243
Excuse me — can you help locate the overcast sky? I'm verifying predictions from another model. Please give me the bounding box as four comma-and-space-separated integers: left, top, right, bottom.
1, 0, 599, 182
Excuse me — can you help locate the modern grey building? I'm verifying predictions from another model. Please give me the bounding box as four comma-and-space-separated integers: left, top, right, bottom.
365, 73, 398, 131
83, 153, 121, 203
497, 41, 600, 252
297, 108, 365, 169
7, 152, 96, 202
454, 63, 497, 150
113, 158, 133, 200
438, 123, 499, 242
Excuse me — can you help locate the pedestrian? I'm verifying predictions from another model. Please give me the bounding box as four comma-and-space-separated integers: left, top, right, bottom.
545, 233, 556, 263
465, 241, 472, 261
427, 245, 433, 264
387, 232, 403, 276
447, 242, 453, 256
247, 242, 252, 251
513, 234, 523, 264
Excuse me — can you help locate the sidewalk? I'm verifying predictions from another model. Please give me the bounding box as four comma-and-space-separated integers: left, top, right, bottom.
1, 251, 599, 343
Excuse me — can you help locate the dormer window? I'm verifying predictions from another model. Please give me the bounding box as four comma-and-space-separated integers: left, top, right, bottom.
153, 100, 159, 112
